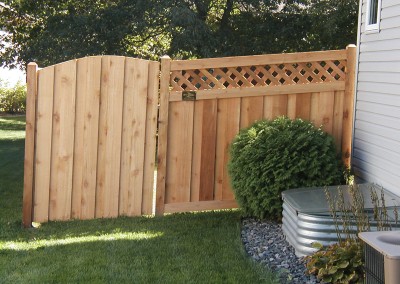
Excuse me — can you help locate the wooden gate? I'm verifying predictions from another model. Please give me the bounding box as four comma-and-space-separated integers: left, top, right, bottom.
156, 46, 356, 215
23, 56, 160, 226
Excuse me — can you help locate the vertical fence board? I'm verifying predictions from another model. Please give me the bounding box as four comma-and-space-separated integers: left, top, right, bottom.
287, 94, 297, 120
198, 100, 217, 201
333, 91, 345, 153
142, 61, 160, 215
342, 45, 357, 167
310, 92, 320, 125
96, 56, 125, 218
297, 93, 312, 121
33, 67, 55, 222
72, 57, 101, 219
191, 100, 217, 202
240, 97, 264, 128
120, 58, 149, 216
263, 94, 288, 120
165, 102, 194, 203
313, 91, 335, 135
23, 63, 38, 227
190, 101, 203, 202
49, 60, 77, 220
215, 98, 240, 201
156, 56, 171, 215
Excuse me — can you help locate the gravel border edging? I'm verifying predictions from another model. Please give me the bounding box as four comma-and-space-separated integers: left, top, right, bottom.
241, 218, 319, 284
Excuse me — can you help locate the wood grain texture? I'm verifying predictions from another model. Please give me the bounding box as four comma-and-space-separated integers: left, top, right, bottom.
342, 45, 356, 167
310, 91, 335, 135
165, 101, 194, 203
164, 200, 238, 213
240, 97, 264, 128
96, 56, 125, 218
72, 57, 101, 220
33, 66, 55, 223
333, 91, 345, 153
142, 61, 160, 215
214, 98, 241, 201
191, 100, 217, 202
170, 49, 347, 70
23, 62, 38, 227
49, 59, 77, 221
119, 58, 149, 216
156, 56, 171, 215
168, 82, 345, 101
263, 94, 288, 120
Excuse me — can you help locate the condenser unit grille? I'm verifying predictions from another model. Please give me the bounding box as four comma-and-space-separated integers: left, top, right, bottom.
365, 243, 384, 284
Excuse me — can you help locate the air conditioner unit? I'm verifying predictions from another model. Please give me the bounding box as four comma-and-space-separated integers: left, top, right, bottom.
359, 231, 400, 284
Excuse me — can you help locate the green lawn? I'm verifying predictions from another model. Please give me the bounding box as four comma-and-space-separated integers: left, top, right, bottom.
0, 116, 278, 284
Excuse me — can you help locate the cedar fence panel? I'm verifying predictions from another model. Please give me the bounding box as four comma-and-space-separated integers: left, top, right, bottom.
23, 47, 356, 225
156, 45, 356, 215
23, 56, 159, 226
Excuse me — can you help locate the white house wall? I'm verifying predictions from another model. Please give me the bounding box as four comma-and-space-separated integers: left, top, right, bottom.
354, 0, 400, 194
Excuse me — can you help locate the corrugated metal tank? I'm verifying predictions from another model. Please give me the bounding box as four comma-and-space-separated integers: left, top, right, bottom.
282, 183, 400, 257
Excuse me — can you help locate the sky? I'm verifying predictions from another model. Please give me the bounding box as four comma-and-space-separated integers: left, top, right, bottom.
0, 66, 25, 86
0, 29, 26, 86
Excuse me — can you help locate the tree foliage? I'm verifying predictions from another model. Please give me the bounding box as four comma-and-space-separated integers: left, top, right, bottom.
0, 0, 358, 69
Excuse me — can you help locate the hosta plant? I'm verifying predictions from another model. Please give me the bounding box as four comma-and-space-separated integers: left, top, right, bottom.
305, 240, 364, 284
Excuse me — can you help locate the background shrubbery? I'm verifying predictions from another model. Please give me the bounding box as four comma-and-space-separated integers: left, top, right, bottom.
0, 80, 26, 114
228, 117, 345, 220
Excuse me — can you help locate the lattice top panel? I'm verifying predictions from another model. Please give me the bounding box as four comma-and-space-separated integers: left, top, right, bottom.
170, 60, 346, 92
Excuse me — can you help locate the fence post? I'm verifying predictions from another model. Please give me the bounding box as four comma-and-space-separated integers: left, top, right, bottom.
156, 55, 171, 215
23, 62, 38, 227
342, 44, 357, 168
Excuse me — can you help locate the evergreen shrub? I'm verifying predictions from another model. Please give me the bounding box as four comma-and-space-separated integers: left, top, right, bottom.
228, 116, 345, 220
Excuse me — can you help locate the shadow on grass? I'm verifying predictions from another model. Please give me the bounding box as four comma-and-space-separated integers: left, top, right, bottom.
0, 116, 26, 131
0, 211, 278, 283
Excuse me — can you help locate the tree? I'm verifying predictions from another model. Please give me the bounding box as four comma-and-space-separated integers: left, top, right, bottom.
0, 0, 358, 69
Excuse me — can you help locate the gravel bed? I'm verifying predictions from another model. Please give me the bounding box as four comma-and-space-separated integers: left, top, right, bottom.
241, 218, 319, 284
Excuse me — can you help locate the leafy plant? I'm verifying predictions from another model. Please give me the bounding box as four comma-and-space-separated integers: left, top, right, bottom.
306, 184, 400, 283
306, 240, 364, 284
228, 116, 345, 220
0, 80, 26, 114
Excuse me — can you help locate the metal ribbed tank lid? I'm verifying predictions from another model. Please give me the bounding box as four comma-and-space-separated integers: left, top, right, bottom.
282, 183, 400, 214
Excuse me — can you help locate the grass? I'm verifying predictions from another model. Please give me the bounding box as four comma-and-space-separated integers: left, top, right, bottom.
0, 116, 278, 283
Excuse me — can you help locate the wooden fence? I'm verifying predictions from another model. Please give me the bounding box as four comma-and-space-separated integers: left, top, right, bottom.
155, 45, 356, 215
23, 56, 160, 226
23, 46, 356, 226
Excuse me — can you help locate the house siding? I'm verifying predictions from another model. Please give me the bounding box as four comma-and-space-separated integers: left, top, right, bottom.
354, 0, 400, 195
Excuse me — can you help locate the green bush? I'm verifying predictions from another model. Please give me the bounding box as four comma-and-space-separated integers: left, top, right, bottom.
305, 240, 364, 284
228, 117, 344, 220
0, 80, 27, 113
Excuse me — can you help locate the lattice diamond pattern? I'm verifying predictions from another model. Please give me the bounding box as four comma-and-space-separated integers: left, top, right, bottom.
170, 60, 346, 91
